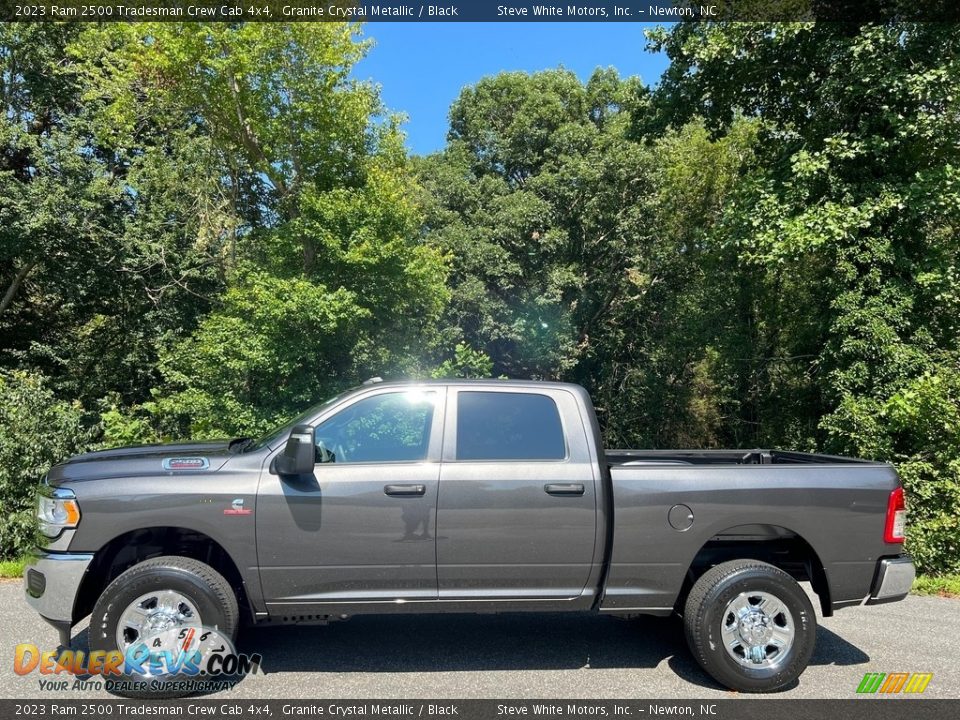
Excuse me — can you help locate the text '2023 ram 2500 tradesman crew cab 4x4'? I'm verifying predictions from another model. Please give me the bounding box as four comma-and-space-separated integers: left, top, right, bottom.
25, 380, 914, 694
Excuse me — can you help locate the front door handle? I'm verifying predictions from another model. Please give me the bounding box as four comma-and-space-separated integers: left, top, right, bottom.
544, 483, 585, 496
384, 484, 426, 497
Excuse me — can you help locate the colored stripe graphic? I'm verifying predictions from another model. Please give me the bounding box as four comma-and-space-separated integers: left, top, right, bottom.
857, 672, 932, 694
880, 672, 909, 693
903, 673, 933, 694
857, 673, 886, 693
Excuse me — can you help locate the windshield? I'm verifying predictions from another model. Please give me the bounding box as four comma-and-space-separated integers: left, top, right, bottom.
245, 389, 355, 452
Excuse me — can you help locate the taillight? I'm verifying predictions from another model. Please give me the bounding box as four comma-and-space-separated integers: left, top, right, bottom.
884, 486, 906, 543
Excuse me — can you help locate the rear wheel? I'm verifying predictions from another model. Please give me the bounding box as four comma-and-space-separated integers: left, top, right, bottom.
89, 555, 238, 698
683, 559, 816, 692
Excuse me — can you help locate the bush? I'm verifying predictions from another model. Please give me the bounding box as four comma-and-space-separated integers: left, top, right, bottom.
826, 362, 960, 575
0, 371, 94, 560
883, 368, 960, 575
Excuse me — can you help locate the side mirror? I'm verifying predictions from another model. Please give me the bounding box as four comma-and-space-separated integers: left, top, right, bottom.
275, 424, 316, 476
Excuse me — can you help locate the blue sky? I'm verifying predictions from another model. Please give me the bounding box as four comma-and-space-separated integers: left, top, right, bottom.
353, 23, 670, 155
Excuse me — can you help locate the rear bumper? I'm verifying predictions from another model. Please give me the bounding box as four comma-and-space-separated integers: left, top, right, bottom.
866, 554, 915, 605
23, 551, 93, 626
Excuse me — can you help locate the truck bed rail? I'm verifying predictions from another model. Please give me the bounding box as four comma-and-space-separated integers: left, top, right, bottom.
605, 449, 882, 466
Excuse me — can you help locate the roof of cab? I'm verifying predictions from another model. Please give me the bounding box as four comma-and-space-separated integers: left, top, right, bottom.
358, 378, 583, 391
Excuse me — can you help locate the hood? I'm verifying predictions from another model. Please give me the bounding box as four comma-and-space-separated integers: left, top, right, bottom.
47, 440, 235, 485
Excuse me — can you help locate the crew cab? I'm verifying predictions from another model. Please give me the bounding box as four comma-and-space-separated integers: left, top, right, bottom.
25, 380, 914, 694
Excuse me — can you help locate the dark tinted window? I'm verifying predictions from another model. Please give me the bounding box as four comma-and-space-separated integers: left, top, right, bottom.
457, 392, 566, 461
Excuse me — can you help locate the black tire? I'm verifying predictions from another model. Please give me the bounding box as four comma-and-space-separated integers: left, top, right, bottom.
89, 555, 239, 698
683, 559, 817, 693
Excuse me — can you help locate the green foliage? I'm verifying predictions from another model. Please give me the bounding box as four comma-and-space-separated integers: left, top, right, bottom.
912, 573, 960, 598
74, 22, 449, 440
431, 344, 494, 379
642, 22, 960, 570
1, 21, 958, 575
588, 119, 771, 449
874, 367, 960, 573
100, 404, 161, 448
418, 24, 960, 571
150, 270, 370, 438
0, 556, 28, 579
0, 372, 94, 560
418, 68, 652, 381
1, 24, 232, 413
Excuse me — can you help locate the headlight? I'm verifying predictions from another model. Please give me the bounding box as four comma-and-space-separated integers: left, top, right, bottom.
37, 486, 81, 538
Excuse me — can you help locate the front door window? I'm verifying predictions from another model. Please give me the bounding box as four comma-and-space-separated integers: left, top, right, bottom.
314, 390, 437, 464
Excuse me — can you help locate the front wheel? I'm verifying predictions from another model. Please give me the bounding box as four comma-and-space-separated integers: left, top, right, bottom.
89, 555, 239, 698
683, 559, 817, 693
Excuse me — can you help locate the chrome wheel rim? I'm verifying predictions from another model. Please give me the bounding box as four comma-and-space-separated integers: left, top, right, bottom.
720, 590, 795, 669
116, 589, 203, 652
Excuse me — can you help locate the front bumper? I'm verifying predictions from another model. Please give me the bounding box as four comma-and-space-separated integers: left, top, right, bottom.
866, 554, 915, 605
24, 551, 94, 631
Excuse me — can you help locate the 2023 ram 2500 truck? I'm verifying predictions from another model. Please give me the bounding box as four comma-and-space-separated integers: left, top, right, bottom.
26, 380, 914, 693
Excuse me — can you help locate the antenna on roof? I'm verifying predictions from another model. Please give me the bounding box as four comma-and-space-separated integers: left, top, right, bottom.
362, 376, 383, 385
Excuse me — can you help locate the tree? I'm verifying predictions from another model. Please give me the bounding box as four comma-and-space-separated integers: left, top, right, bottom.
84, 23, 449, 440
0, 24, 233, 410
646, 22, 960, 570
417, 68, 653, 381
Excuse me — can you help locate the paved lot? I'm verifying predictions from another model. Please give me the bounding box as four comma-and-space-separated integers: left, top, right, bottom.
1, 579, 957, 699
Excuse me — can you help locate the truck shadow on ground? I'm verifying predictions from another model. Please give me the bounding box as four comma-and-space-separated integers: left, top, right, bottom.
236, 612, 868, 692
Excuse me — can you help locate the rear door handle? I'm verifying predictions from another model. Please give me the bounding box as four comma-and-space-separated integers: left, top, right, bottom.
544, 483, 585, 496
384, 484, 426, 497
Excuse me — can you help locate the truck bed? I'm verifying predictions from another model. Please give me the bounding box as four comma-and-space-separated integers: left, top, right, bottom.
601, 448, 898, 615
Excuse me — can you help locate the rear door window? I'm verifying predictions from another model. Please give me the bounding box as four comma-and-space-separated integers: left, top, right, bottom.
456, 391, 566, 461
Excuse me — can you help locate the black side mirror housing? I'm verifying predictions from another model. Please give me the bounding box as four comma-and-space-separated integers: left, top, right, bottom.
275, 424, 316, 476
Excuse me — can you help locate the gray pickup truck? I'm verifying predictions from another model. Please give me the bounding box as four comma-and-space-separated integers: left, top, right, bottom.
25, 379, 914, 694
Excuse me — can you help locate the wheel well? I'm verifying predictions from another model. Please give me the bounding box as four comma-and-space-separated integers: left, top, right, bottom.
73, 527, 251, 623
679, 525, 832, 617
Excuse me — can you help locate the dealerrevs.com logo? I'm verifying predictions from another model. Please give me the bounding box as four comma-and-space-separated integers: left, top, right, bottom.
13, 626, 262, 694
856, 672, 933, 695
